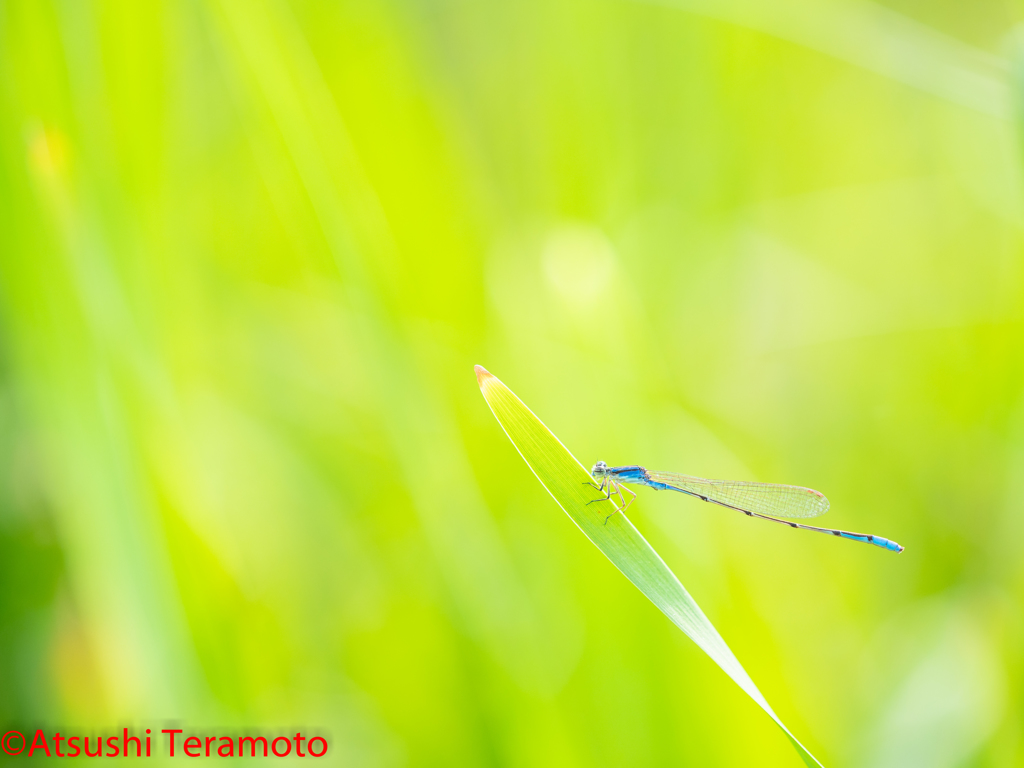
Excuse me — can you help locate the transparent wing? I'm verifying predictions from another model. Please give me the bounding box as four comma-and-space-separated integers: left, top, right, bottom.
645, 471, 829, 519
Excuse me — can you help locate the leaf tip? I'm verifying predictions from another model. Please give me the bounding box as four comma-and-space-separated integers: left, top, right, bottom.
474, 365, 494, 388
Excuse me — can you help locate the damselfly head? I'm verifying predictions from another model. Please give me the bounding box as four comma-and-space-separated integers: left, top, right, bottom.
591, 461, 608, 476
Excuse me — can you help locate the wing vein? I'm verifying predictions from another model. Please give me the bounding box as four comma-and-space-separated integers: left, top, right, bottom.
645, 471, 830, 519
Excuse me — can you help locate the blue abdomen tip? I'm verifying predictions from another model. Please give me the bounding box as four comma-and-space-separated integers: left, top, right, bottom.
874, 537, 904, 553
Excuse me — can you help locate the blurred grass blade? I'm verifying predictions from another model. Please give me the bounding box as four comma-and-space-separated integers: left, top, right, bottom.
640, 0, 1010, 118
475, 366, 824, 768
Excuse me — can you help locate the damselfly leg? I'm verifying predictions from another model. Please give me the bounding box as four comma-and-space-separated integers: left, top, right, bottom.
606, 484, 637, 524
583, 475, 637, 523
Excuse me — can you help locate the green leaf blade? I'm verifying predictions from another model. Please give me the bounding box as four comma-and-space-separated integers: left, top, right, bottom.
476, 365, 824, 768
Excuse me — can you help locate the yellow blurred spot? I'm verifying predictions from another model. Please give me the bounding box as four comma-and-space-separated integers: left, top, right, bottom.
50, 599, 107, 721
26, 122, 69, 178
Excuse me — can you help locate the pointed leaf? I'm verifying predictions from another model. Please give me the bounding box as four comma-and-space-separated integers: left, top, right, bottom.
476, 365, 823, 767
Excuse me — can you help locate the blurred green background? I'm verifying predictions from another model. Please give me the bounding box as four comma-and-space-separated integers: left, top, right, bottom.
0, 0, 1021, 765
